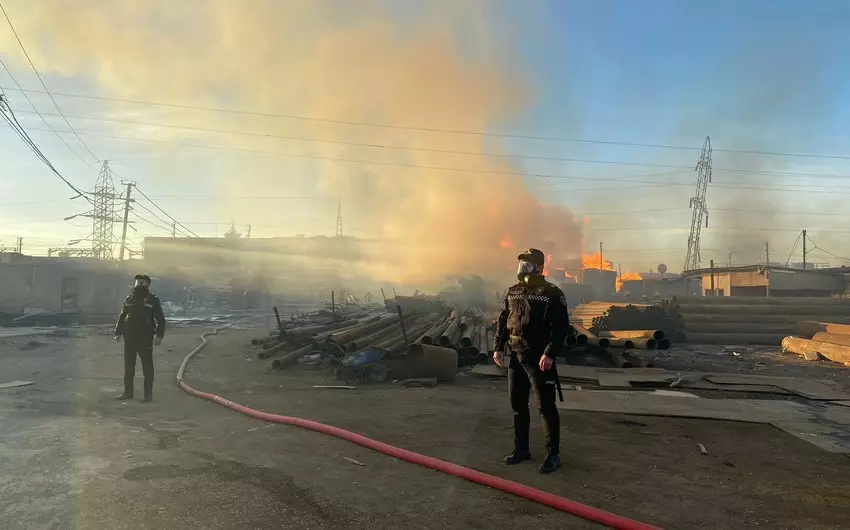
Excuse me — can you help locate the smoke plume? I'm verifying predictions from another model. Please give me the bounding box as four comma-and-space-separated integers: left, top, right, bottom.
1, 0, 583, 287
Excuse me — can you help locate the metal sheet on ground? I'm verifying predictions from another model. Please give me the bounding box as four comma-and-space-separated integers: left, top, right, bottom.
556, 391, 850, 453
771, 421, 850, 453
596, 373, 679, 387
556, 391, 809, 423
704, 374, 850, 401
470, 363, 600, 383
679, 380, 793, 395
0, 380, 34, 389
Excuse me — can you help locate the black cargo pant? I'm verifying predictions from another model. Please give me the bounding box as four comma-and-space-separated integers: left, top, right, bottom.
124, 339, 154, 397
509, 352, 560, 456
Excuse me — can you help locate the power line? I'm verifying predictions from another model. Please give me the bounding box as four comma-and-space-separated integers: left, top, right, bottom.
131, 199, 193, 238
0, 58, 94, 168
4, 85, 850, 162
6, 108, 703, 167
12, 122, 850, 188
805, 234, 850, 262
146, 195, 316, 201
0, 96, 92, 202
26, 108, 850, 175
132, 186, 200, 238
0, 3, 100, 165
130, 210, 173, 233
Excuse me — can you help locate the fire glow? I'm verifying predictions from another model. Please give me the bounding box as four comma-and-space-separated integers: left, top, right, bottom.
579, 251, 642, 292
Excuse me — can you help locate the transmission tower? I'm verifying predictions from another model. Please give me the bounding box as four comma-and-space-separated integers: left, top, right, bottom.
684, 136, 712, 271
90, 161, 119, 260
335, 198, 344, 237
68, 161, 121, 260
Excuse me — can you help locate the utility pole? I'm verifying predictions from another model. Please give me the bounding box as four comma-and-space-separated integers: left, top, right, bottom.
765, 241, 769, 265
709, 259, 715, 296
599, 242, 604, 269
118, 181, 135, 262
802, 229, 807, 270
172, 221, 176, 238
335, 198, 344, 237
246, 224, 252, 239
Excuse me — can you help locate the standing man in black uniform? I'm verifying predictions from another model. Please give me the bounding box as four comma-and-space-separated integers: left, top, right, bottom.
114, 274, 166, 403
493, 249, 569, 474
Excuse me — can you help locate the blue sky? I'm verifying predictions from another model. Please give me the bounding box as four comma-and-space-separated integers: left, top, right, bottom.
2, 0, 850, 271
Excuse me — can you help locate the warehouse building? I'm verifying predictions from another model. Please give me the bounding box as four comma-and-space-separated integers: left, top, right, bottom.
681, 265, 849, 298
0, 253, 128, 317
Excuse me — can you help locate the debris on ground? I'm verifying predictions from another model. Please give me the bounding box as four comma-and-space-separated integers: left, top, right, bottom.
19, 340, 48, 350
399, 378, 439, 388
0, 380, 34, 389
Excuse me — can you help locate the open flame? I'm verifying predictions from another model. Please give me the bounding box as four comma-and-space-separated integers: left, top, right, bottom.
498, 235, 513, 249
618, 271, 642, 293
581, 251, 614, 271
580, 251, 643, 292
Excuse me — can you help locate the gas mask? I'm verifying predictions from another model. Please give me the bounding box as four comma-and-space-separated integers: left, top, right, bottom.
517, 260, 542, 283
133, 278, 150, 292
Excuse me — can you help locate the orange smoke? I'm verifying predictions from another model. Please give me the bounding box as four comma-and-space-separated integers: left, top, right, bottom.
499, 235, 514, 250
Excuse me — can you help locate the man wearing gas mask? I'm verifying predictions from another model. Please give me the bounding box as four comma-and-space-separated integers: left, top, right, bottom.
493, 249, 568, 474
114, 274, 166, 402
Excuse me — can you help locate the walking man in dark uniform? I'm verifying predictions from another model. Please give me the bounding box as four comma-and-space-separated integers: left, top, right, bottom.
114, 274, 166, 403
493, 249, 569, 473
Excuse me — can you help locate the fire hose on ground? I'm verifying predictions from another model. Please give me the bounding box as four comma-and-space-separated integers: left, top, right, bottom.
176, 325, 661, 530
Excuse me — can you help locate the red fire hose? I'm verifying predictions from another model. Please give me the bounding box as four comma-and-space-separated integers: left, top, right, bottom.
177, 326, 661, 530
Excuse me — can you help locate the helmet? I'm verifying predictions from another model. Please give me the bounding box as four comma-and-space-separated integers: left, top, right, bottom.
133, 274, 152, 287
517, 248, 545, 266
516, 248, 545, 281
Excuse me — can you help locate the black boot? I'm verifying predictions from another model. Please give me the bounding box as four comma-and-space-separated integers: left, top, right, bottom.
504, 451, 532, 465
142, 395, 152, 403
115, 392, 133, 401
538, 454, 561, 474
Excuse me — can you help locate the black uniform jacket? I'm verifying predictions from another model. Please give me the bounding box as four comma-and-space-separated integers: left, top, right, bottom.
115, 290, 166, 342
494, 277, 569, 361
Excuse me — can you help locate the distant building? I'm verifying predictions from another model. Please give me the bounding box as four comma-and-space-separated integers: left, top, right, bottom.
0, 254, 128, 315
681, 264, 849, 297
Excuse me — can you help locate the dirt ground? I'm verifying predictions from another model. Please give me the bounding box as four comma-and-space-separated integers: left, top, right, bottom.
1, 324, 849, 529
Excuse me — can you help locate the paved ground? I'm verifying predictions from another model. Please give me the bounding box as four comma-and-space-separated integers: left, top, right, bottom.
2, 325, 849, 529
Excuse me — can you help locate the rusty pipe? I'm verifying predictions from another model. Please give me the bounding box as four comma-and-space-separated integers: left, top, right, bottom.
597, 329, 665, 341
571, 324, 609, 348
606, 337, 657, 350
